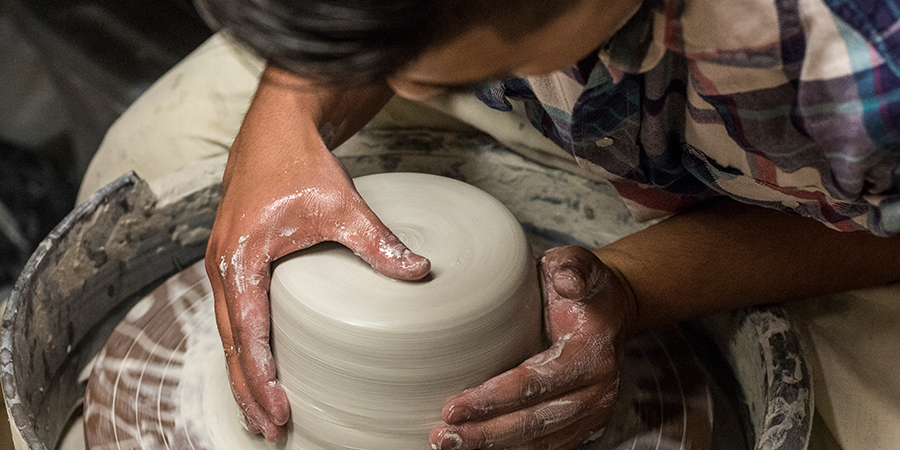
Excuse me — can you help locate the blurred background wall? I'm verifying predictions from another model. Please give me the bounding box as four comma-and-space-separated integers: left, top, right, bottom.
0, 2, 210, 446
0, 0, 211, 299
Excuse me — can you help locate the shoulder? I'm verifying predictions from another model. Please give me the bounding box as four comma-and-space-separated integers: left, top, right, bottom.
604, 0, 893, 80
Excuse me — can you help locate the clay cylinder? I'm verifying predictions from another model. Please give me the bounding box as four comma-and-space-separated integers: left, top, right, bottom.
269, 173, 543, 450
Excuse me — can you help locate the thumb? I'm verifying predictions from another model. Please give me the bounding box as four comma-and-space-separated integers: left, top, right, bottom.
331, 205, 431, 281
542, 246, 604, 299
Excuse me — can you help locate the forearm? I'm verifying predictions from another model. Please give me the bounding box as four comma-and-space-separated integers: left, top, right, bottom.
223, 65, 394, 190
595, 198, 900, 333
252, 65, 394, 146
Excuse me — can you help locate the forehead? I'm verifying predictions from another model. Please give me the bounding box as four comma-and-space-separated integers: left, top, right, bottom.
393, 0, 642, 86
399, 28, 528, 85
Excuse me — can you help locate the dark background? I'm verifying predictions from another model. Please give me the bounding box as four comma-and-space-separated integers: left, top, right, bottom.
0, 0, 212, 300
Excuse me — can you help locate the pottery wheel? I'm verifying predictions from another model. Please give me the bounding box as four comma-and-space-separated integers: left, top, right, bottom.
84, 258, 713, 450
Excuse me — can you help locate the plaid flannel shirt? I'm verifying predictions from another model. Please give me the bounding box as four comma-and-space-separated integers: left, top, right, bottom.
478, 0, 900, 235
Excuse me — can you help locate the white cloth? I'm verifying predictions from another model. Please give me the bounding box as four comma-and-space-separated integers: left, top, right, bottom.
790, 284, 900, 450
78, 35, 263, 201
80, 34, 900, 450
77, 34, 586, 202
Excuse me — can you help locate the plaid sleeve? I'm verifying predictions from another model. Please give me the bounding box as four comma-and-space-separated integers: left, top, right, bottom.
807, 0, 900, 235
614, 0, 900, 235
473, 0, 900, 235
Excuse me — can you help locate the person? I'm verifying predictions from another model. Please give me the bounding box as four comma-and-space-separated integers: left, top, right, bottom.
77, 0, 900, 448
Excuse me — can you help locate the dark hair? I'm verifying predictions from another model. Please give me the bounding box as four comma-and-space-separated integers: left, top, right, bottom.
194, 0, 580, 85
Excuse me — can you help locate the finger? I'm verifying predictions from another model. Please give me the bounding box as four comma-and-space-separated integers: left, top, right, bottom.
224, 274, 291, 428
208, 245, 291, 431
332, 196, 431, 281
209, 267, 286, 441
541, 246, 608, 301
432, 382, 618, 450
227, 351, 285, 441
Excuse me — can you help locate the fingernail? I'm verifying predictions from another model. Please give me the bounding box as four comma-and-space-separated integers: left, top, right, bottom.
260, 420, 286, 443
401, 249, 431, 272
445, 404, 471, 423
245, 416, 260, 435
264, 381, 291, 425
555, 267, 577, 282
264, 422, 287, 443
554, 267, 585, 298
436, 430, 464, 450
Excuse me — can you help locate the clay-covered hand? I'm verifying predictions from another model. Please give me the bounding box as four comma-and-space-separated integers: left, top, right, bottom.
429, 245, 632, 450
205, 138, 430, 441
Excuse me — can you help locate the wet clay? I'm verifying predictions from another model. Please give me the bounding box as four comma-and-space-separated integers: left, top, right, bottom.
268, 173, 544, 449
82, 171, 715, 450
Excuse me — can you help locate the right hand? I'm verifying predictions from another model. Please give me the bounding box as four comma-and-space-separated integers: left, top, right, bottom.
205, 80, 430, 440
430, 246, 630, 450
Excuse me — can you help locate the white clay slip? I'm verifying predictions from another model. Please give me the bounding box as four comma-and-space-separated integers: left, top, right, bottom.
269, 173, 544, 450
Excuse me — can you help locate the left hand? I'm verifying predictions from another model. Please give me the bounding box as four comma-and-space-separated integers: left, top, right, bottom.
429, 246, 634, 450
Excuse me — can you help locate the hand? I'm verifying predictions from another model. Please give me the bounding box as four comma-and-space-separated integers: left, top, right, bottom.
205, 131, 430, 441
429, 246, 633, 450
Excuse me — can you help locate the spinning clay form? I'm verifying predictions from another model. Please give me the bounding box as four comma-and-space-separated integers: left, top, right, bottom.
269, 172, 544, 449
83, 170, 714, 450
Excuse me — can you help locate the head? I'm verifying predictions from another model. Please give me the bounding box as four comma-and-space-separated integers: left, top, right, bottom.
196, 0, 642, 98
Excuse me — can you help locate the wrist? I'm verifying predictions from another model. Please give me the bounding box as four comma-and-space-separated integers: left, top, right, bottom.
258, 65, 394, 147
592, 246, 640, 335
